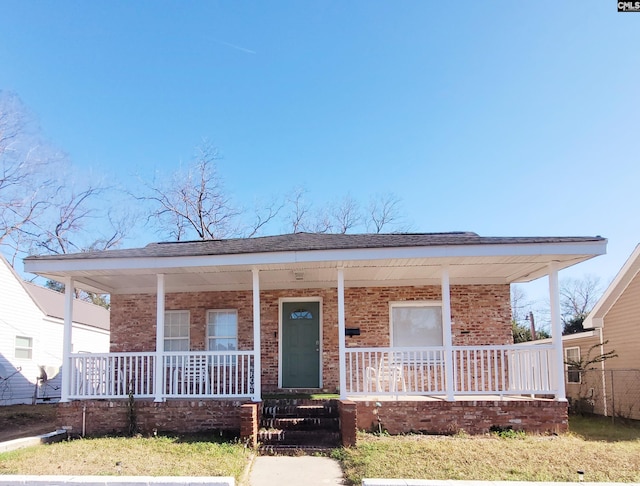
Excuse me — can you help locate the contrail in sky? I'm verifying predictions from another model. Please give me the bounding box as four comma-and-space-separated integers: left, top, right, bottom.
218, 40, 256, 55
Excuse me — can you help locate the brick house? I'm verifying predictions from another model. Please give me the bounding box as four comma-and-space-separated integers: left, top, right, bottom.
24, 232, 606, 441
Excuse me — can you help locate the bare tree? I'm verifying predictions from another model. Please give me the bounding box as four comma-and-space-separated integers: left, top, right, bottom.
285, 186, 312, 233
139, 141, 240, 241
243, 196, 284, 238
331, 195, 361, 234
560, 275, 603, 334
0, 92, 62, 253
510, 285, 530, 326
366, 193, 407, 233
35, 185, 131, 255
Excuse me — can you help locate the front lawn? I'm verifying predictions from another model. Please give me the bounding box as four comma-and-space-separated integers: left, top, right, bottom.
334, 416, 640, 484
2, 415, 639, 484
0, 434, 251, 481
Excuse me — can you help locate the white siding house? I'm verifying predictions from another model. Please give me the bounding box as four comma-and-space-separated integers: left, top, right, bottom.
0, 256, 109, 405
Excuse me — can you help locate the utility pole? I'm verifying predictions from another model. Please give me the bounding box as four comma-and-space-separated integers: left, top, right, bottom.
527, 311, 537, 341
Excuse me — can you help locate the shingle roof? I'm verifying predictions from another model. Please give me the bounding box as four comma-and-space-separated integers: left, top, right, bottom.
25, 232, 605, 261
23, 282, 110, 331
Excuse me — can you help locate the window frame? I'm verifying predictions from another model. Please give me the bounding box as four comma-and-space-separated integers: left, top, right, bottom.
15, 335, 33, 360
565, 346, 581, 384
389, 301, 444, 347
206, 309, 238, 354
163, 310, 190, 352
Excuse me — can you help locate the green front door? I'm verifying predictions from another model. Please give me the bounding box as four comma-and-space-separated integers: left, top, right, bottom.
282, 301, 320, 388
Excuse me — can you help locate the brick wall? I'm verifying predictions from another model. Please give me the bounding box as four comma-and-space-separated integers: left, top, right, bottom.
110, 284, 512, 391
240, 402, 261, 447
57, 399, 245, 436
356, 399, 568, 435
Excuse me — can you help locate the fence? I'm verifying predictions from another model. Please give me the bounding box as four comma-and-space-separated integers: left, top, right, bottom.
566, 368, 640, 421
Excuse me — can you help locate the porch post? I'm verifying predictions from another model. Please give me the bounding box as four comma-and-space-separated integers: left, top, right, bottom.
337, 267, 347, 400
549, 262, 567, 401
441, 267, 455, 401
154, 274, 165, 402
61, 277, 74, 402
252, 268, 262, 402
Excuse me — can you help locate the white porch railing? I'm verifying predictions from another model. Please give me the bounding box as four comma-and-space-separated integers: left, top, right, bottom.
345, 345, 557, 397
163, 351, 255, 398
69, 351, 255, 400
70, 352, 155, 399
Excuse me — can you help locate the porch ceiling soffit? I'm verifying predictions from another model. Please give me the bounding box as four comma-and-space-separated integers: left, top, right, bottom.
25, 248, 604, 295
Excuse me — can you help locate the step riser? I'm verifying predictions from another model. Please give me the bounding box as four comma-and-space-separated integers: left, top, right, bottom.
260, 417, 339, 430
262, 405, 338, 418
258, 398, 342, 454
258, 430, 341, 446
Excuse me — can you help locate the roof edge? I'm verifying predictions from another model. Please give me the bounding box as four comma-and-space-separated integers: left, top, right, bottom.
584, 243, 640, 329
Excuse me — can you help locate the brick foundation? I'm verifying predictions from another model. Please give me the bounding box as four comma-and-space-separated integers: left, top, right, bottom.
356, 399, 568, 435
57, 398, 567, 439
57, 399, 247, 437
339, 400, 358, 447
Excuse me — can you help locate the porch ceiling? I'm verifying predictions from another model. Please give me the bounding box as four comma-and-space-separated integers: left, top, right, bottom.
26, 252, 600, 295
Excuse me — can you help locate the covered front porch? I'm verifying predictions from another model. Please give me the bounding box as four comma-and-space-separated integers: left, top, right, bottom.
66, 342, 558, 402
24, 233, 606, 435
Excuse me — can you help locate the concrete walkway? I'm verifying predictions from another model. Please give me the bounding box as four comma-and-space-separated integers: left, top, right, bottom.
248, 456, 345, 486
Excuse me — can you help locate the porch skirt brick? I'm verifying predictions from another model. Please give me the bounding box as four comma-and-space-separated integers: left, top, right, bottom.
57, 399, 247, 437
356, 399, 568, 435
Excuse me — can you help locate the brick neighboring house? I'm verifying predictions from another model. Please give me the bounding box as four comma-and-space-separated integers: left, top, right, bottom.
23, 232, 606, 441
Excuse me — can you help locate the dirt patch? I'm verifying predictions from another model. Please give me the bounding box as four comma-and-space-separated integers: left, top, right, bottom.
0, 404, 58, 442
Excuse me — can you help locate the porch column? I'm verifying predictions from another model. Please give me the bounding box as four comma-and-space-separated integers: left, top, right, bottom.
154, 274, 165, 402
549, 262, 566, 401
441, 267, 455, 402
61, 277, 74, 402
337, 267, 347, 400
252, 268, 262, 402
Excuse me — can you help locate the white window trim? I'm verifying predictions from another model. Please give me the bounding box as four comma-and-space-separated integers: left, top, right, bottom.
389, 301, 443, 347
206, 309, 238, 351
15, 335, 33, 360
164, 310, 190, 351
565, 346, 581, 384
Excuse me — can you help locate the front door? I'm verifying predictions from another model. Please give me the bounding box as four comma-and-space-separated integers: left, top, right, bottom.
281, 301, 320, 388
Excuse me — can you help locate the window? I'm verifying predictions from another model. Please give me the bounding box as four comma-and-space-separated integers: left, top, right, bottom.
164, 311, 190, 351
15, 336, 33, 359
290, 309, 313, 320
207, 310, 238, 352
390, 302, 443, 347
565, 347, 581, 384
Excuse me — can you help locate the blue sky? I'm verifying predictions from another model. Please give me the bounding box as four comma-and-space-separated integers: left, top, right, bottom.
1, 1, 639, 311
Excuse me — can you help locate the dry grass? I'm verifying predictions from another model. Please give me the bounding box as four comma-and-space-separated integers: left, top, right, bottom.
334, 417, 640, 485
0, 434, 252, 481
2, 413, 640, 484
